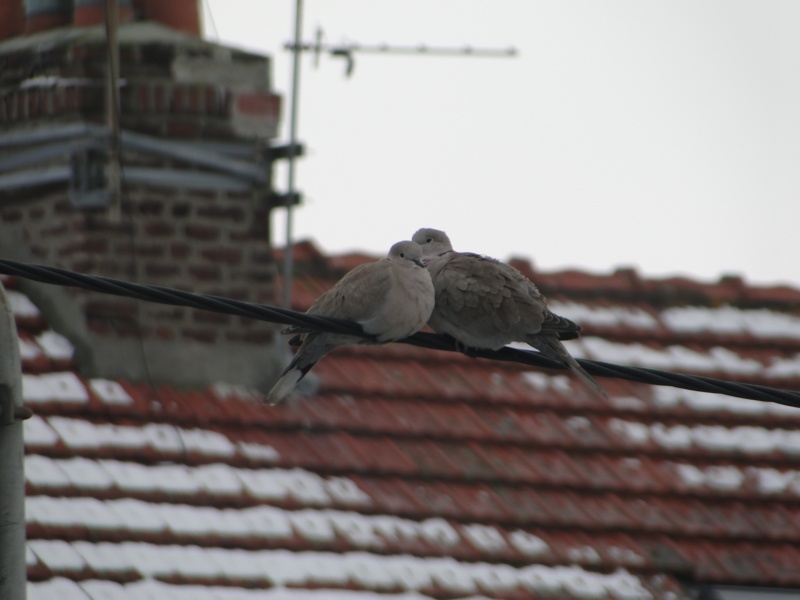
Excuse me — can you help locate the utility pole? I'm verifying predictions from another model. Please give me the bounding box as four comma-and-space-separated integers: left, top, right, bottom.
0, 281, 27, 600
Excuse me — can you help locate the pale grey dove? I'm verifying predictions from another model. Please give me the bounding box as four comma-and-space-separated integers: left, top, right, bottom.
411, 228, 607, 399
264, 240, 435, 405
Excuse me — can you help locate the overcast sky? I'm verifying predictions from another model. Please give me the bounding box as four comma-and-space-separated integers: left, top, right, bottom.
203, 1, 800, 287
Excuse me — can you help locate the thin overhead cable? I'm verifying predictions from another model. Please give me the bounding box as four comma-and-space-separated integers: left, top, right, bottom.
1, 258, 799, 410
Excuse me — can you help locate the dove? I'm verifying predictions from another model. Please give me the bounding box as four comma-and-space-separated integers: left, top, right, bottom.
265, 240, 435, 405
411, 228, 607, 399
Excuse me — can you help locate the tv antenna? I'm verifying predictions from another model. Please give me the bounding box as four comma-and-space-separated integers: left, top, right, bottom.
288, 28, 517, 78
279, 0, 517, 308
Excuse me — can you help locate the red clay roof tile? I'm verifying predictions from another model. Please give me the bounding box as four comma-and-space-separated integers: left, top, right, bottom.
13, 239, 800, 597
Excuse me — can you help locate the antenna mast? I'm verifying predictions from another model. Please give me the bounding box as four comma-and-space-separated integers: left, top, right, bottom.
280, 10, 517, 306
281, 0, 305, 309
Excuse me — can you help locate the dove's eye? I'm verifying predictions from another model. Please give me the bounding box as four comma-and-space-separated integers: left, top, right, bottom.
400, 252, 406, 258
426, 238, 432, 243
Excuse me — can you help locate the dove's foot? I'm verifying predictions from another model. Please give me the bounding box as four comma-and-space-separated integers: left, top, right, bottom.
456, 340, 482, 358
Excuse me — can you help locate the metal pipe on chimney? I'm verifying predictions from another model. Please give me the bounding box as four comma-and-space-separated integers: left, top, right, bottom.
105, 0, 122, 222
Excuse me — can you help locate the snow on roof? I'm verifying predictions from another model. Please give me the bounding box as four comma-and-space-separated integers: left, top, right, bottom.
662, 306, 747, 335
26, 454, 372, 507
27, 577, 88, 600
518, 372, 574, 394
707, 347, 764, 376
240, 505, 294, 540
30, 496, 122, 532
279, 469, 334, 504
7, 289, 41, 318
578, 338, 673, 369
743, 309, 800, 338
28, 414, 245, 458
74, 540, 136, 577
35, 330, 74, 360
180, 427, 237, 457
27, 578, 494, 600
609, 419, 800, 457
651, 386, 799, 415
323, 476, 372, 506
675, 462, 800, 496
765, 353, 800, 378
210, 381, 262, 402
21, 490, 651, 570
25, 454, 70, 489
327, 509, 382, 546
549, 300, 660, 330
106, 498, 167, 534
88, 378, 134, 405
148, 463, 202, 495
462, 523, 508, 554
97, 460, 160, 493
18, 336, 43, 361
662, 305, 800, 339
57, 456, 115, 490
140, 421, 183, 452
578, 338, 767, 376
23, 372, 88, 404
193, 462, 244, 496
48, 416, 105, 449
508, 529, 549, 557
238, 441, 282, 462
23, 415, 59, 447
29, 540, 652, 598
28, 539, 86, 572
752, 468, 797, 495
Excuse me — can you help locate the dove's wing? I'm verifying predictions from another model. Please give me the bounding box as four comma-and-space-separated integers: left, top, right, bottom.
426, 252, 547, 350
415, 227, 605, 399
266, 240, 433, 404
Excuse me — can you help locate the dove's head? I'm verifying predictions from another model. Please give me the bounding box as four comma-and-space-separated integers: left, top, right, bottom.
412, 228, 453, 260
388, 240, 426, 269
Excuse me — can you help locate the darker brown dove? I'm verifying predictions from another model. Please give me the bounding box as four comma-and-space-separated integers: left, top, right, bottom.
412, 228, 606, 399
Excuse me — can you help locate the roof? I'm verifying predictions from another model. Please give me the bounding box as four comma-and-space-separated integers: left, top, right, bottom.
8, 242, 800, 600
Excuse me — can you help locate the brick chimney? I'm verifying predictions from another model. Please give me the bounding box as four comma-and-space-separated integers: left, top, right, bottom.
0, 9, 294, 391
0, 0, 24, 41
1, 0, 201, 40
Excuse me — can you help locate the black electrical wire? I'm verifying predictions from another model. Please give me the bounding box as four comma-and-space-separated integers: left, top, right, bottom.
2, 258, 800, 410
0, 259, 368, 337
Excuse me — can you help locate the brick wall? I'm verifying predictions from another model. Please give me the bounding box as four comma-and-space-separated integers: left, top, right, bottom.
0, 23, 286, 390
0, 174, 282, 390
2, 185, 276, 337
0, 28, 281, 138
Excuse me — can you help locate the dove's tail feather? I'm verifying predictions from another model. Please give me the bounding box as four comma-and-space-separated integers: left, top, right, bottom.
263, 361, 318, 405
527, 336, 608, 400
562, 352, 608, 400
263, 341, 326, 405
